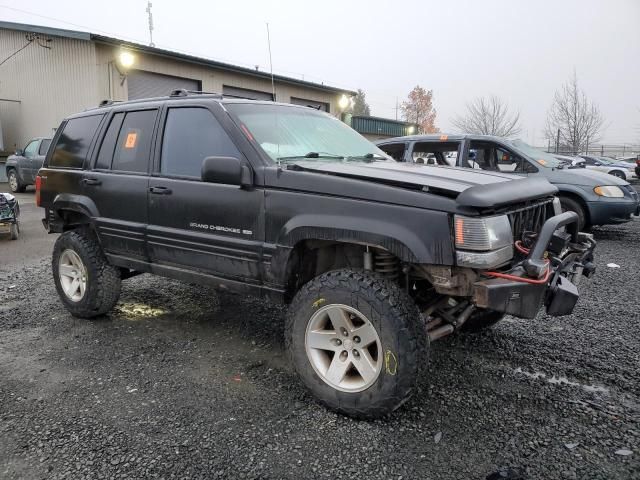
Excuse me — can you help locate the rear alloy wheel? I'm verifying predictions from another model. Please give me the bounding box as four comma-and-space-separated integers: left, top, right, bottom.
7, 170, 25, 193
286, 269, 427, 418
52, 228, 121, 318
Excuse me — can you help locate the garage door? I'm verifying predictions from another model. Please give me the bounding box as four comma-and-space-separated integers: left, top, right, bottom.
222, 85, 274, 101
127, 70, 201, 100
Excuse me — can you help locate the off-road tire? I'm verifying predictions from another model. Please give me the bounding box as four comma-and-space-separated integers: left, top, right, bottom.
52, 227, 121, 318
286, 269, 428, 419
559, 196, 587, 231
9, 223, 19, 240
7, 169, 25, 193
461, 309, 505, 333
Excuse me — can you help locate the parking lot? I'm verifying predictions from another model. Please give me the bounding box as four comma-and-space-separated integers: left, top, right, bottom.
0, 183, 637, 479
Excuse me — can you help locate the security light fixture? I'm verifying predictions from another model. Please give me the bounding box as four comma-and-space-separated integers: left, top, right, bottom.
118, 50, 135, 69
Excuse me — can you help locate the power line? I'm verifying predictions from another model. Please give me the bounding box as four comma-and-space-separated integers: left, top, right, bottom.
0, 36, 33, 67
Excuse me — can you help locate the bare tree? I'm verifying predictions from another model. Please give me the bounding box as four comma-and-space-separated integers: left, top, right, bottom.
544, 72, 605, 153
451, 95, 521, 138
400, 86, 439, 133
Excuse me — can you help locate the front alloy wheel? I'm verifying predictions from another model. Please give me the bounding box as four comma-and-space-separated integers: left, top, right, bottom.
286, 269, 428, 418
305, 304, 382, 392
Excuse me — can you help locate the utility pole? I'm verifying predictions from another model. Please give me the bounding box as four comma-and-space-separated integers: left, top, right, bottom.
556, 128, 560, 153
146, 2, 155, 47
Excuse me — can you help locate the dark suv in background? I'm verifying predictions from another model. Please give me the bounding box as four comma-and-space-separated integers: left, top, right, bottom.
5, 137, 52, 192
377, 134, 639, 230
36, 92, 596, 417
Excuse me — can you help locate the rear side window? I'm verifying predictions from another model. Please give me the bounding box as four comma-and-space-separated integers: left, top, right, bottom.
38, 139, 51, 156
111, 110, 157, 173
50, 115, 103, 168
160, 107, 241, 178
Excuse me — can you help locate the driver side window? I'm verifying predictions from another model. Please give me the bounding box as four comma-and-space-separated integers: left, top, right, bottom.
495, 147, 537, 173
23, 140, 39, 158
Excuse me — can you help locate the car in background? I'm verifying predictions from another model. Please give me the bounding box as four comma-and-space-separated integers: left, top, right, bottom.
0, 192, 20, 240
578, 155, 636, 181
376, 134, 639, 230
5, 137, 52, 193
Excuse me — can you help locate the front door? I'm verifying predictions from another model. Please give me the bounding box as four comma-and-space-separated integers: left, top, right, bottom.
84, 108, 158, 260
147, 105, 264, 283
21, 139, 39, 182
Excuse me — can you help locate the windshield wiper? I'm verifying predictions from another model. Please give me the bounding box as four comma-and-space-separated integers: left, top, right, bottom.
277, 152, 344, 161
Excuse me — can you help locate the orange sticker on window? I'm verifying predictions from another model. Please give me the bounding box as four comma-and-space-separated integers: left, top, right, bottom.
439, 135, 448, 141
125, 132, 138, 149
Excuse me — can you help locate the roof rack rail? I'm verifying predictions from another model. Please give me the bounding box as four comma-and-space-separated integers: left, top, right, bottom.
169, 89, 224, 98
98, 99, 123, 107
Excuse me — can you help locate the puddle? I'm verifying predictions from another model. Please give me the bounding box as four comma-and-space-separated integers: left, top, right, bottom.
513, 367, 609, 393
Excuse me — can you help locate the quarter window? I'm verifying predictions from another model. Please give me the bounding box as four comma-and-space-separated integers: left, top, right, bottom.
38, 139, 51, 156
111, 110, 157, 173
160, 107, 241, 178
50, 115, 104, 168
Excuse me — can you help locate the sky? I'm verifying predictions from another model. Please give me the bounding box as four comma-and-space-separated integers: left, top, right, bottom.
1, 0, 639, 145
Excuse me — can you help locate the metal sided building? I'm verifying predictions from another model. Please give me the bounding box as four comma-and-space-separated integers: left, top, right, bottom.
0, 20, 356, 165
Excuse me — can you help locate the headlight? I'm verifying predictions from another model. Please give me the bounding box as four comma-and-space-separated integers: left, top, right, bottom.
594, 186, 624, 198
454, 214, 512, 251
454, 214, 513, 269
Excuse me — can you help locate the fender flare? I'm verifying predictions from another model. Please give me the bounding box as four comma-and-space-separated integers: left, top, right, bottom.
276, 213, 453, 264
52, 193, 99, 221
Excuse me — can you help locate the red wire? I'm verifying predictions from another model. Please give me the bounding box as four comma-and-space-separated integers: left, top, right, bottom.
514, 240, 530, 255
486, 241, 551, 285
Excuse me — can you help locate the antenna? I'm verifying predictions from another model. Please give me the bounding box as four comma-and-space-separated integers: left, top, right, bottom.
266, 22, 275, 101
146, 1, 155, 47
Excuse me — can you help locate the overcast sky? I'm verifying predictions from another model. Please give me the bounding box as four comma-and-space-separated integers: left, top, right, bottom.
1, 0, 639, 144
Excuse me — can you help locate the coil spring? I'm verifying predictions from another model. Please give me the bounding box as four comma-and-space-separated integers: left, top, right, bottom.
374, 251, 400, 280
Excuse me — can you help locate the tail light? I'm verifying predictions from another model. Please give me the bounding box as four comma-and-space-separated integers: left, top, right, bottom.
35, 175, 42, 207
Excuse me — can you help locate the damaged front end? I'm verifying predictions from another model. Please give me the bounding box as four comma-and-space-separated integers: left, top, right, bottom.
415, 208, 596, 341
474, 211, 596, 319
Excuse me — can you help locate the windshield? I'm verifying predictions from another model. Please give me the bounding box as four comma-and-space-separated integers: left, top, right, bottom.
225, 103, 392, 163
506, 139, 565, 168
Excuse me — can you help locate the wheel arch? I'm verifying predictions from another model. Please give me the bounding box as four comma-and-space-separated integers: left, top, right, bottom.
557, 190, 590, 226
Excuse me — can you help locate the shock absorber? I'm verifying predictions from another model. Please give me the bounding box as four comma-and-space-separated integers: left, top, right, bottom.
374, 250, 400, 281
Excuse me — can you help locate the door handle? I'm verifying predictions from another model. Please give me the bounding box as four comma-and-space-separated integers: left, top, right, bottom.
82, 178, 102, 186
149, 186, 172, 195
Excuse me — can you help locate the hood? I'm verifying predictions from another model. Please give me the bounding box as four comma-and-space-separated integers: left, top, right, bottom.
545, 166, 630, 186
290, 161, 558, 208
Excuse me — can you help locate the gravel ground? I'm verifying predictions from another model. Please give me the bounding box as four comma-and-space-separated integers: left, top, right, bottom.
1, 194, 639, 479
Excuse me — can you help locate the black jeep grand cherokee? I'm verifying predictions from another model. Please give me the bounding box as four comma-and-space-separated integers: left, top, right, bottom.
37, 91, 596, 418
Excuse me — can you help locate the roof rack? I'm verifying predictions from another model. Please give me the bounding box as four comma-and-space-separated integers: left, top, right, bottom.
169, 89, 224, 98
98, 99, 123, 107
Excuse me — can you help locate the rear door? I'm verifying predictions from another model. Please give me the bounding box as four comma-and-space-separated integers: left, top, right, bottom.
147, 104, 264, 283
84, 108, 159, 260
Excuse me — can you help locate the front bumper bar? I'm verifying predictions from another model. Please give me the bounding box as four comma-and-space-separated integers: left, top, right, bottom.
473, 212, 596, 319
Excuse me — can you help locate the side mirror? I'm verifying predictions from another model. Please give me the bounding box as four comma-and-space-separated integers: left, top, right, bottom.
15, 149, 23, 156
594, 162, 602, 166
201, 156, 252, 188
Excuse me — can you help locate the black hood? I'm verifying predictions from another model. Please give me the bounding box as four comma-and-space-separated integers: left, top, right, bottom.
290, 161, 558, 208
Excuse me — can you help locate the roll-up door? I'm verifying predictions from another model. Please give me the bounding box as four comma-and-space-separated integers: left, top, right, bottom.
222, 85, 274, 101
127, 70, 201, 100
